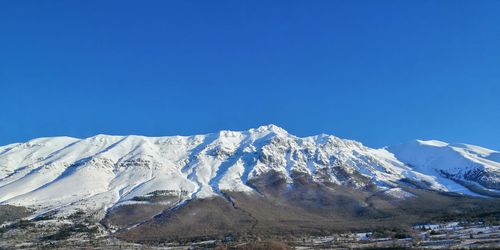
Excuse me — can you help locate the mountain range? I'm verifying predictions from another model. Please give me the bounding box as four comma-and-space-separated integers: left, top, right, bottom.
0, 125, 499, 242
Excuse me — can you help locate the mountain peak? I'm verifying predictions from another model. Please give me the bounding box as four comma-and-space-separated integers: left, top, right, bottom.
251, 124, 288, 134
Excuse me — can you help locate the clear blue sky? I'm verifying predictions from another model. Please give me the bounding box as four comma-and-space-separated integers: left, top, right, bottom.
1, 1, 499, 149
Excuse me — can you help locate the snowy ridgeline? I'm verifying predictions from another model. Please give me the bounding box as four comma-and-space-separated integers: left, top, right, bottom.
0, 125, 498, 216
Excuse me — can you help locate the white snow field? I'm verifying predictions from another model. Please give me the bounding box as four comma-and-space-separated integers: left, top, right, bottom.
0, 125, 498, 217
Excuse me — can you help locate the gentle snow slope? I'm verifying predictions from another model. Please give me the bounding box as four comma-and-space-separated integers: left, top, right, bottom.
388, 140, 500, 193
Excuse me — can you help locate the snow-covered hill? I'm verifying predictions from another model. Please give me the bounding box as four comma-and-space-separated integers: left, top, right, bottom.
388, 140, 500, 194
0, 125, 498, 217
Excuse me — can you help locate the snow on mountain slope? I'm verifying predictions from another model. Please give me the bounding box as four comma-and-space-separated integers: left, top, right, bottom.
388, 140, 500, 193
0, 125, 498, 218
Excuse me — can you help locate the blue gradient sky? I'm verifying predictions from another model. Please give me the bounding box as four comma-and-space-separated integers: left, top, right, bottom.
1, 1, 499, 149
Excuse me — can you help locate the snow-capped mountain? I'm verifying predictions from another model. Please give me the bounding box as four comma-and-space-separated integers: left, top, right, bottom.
389, 140, 500, 195
0, 125, 498, 218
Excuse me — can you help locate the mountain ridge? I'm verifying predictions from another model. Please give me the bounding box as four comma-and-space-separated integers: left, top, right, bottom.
0, 124, 499, 220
